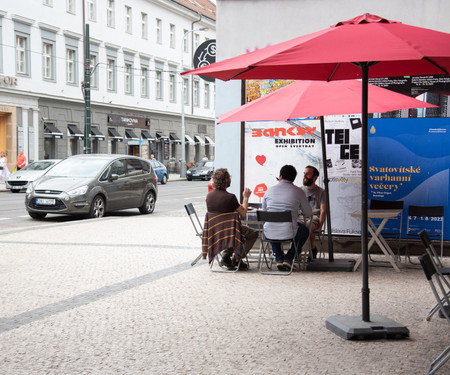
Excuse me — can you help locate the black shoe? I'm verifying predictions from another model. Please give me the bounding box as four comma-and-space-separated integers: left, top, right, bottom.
312, 248, 318, 259
237, 261, 248, 271
220, 256, 236, 270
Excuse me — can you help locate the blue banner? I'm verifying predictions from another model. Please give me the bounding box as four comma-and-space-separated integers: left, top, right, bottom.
368, 118, 450, 239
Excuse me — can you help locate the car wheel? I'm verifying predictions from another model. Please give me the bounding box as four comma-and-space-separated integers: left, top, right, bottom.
11, 189, 20, 193
89, 195, 105, 218
161, 174, 167, 184
29, 212, 47, 219
139, 190, 155, 214
187, 178, 192, 181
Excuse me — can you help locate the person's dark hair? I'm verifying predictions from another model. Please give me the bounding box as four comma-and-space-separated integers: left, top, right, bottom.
279, 165, 297, 182
212, 168, 230, 190
306, 165, 319, 177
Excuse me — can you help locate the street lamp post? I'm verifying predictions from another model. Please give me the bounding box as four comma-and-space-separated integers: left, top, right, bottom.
180, 27, 207, 177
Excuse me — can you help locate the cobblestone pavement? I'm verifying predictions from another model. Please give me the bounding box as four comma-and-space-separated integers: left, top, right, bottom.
0, 211, 449, 374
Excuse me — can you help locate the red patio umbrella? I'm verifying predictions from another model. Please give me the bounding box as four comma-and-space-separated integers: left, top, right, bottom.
182, 13, 450, 338
217, 79, 437, 123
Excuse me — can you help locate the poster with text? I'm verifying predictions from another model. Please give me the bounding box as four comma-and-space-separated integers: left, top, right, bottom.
368, 118, 450, 239
245, 117, 363, 235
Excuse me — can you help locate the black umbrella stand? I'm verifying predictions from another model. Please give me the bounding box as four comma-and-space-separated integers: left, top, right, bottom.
325, 63, 409, 340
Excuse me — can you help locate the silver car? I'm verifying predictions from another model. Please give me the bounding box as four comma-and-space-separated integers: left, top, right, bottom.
25, 154, 158, 219
6, 159, 61, 192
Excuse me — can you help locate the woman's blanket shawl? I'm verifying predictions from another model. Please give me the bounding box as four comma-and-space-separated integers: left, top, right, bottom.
202, 211, 244, 263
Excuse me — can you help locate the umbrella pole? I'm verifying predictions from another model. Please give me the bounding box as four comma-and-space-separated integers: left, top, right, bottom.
319, 116, 334, 261
361, 63, 370, 322
326, 63, 408, 339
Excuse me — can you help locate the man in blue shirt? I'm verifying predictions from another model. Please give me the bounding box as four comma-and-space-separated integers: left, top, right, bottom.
262, 165, 312, 271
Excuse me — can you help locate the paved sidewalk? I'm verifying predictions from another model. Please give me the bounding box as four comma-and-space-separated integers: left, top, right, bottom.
0, 211, 448, 374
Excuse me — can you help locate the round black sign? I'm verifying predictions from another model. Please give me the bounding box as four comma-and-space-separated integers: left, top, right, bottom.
193, 39, 216, 82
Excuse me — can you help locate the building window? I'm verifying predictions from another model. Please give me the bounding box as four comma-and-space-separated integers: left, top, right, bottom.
107, 58, 116, 91
204, 83, 210, 109
125, 6, 132, 34
194, 33, 200, 50
124, 62, 133, 94
156, 18, 162, 44
66, 0, 75, 14
42, 42, 54, 80
169, 73, 176, 102
193, 80, 200, 107
183, 29, 188, 53
141, 12, 148, 39
16, 35, 28, 75
90, 53, 98, 88
169, 24, 175, 48
87, 0, 96, 21
66, 48, 76, 84
183, 78, 189, 105
43, 0, 53, 6
141, 66, 148, 97
155, 70, 162, 99
107, 0, 115, 28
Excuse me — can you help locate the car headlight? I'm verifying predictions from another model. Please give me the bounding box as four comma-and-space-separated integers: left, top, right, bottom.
186, 170, 191, 175
201, 170, 208, 174
26, 182, 35, 194
67, 185, 89, 196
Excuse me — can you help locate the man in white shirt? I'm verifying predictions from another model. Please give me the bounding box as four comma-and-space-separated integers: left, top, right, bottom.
262, 165, 312, 270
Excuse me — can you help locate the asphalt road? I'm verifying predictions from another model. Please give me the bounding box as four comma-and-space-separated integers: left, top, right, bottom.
0, 180, 209, 232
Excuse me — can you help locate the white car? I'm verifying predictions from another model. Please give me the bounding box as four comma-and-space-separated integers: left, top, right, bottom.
6, 159, 61, 193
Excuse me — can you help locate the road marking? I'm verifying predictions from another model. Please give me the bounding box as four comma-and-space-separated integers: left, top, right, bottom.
0, 218, 8, 221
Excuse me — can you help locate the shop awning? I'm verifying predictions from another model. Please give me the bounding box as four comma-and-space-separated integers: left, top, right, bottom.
44, 123, 63, 139
67, 124, 84, 139
156, 132, 169, 143
141, 129, 155, 141
90, 126, 105, 141
169, 133, 181, 143
185, 134, 195, 145
125, 129, 139, 140
194, 135, 205, 145
205, 135, 215, 145
108, 128, 124, 142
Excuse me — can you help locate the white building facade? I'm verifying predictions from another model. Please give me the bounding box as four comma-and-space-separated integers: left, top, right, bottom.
0, 0, 216, 171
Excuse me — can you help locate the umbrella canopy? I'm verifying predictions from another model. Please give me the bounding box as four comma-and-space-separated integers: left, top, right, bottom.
217, 80, 437, 123
182, 14, 450, 81
183, 13, 450, 328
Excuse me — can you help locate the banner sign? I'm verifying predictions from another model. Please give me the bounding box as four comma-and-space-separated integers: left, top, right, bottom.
245, 117, 362, 235
368, 117, 450, 239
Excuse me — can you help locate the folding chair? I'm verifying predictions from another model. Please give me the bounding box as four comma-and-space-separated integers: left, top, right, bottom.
314, 220, 327, 259
368, 199, 404, 263
406, 205, 444, 263
202, 211, 247, 273
418, 253, 450, 375
184, 203, 204, 266
420, 230, 450, 321
257, 210, 307, 275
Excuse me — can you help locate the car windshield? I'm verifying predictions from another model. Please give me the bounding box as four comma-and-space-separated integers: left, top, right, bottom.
46, 158, 110, 178
195, 161, 213, 168
22, 161, 56, 171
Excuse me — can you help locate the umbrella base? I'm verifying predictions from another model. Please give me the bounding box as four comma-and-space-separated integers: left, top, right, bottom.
326, 314, 409, 340
306, 258, 355, 272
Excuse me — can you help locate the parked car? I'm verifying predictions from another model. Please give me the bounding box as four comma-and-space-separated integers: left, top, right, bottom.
150, 159, 168, 184
6, 159, 61, 193
186, 161, 214, 181
208, 177, 213, 192
25, 154, 158, 219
